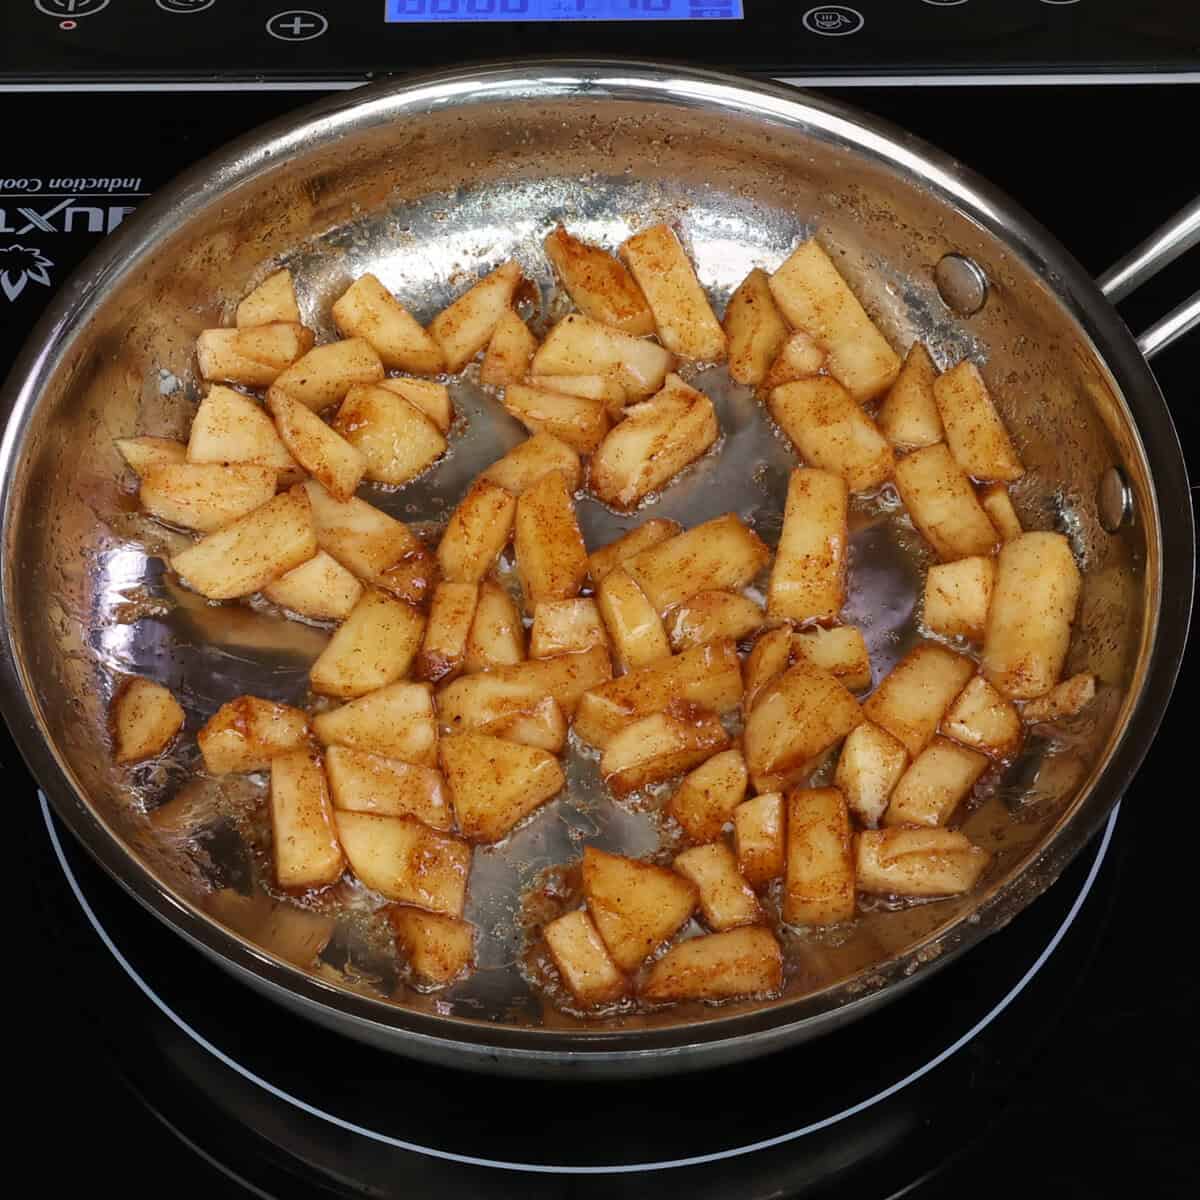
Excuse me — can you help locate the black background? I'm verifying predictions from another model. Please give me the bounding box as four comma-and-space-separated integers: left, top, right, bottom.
11, 81, 1199, 1198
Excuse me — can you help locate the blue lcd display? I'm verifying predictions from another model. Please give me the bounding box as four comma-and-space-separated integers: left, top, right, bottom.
386, 0, 743, 22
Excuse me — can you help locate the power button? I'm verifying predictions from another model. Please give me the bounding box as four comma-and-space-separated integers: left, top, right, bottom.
35, 0, 111, 16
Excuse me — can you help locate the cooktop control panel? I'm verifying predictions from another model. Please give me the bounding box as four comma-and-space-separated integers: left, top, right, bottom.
3, 1, 1196, 85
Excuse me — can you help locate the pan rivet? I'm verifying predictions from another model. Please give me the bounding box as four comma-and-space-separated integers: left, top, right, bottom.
1098, 467, 1134, 532
934, 254, 989, 316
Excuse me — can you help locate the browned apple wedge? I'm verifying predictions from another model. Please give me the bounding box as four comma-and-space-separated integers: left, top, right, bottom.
197, 323, 313, 388
187, 386, 299, 477
877, 342, 943, 451
332, 383, 447, 487
116, 435, 188, 476
309, 589, 425, 698
139, 463, 277, 535
582, 847, 697, 973
377, 376, 453, 433
673, 843, 761, 931
480, 432, 583, 495
855, 828, 989, 897
437, 479, 516, 584
270, 749, 345, 890
268, 388, 365, 501
893, 444, 998, 562
599, 702, 729, 795
923, 556, 995, 642
514, 469, 588, 607
933, 360, 1024, 482
586, 518, 681, 585
884, 736, 988, 828
784, 787, 855, 926
480, 310, 537, 387
268, 338, 385, 412
464, 580, 526, 671
198, 695, 310, 775
312, 681, 438, 765
641, 927, 783, 1003
529, 598, 608, 659
790, 626, 872, 692
979, 482, 1023, 543
429, 259, 523, 373
414, 582, 478, 684
668, 748, 749, 843
237, 269, 301, 328
761, 330, 827, 392
942, 675, 1022, 758
436, 669, 569, 752
439, 732, 564, 843
667, 590, 763, 652
863, 642, 974, 757
263, 551, 363, 622
1021, 672, 1097, 724
111, 677, 185, 764
543, 225, 655, 337
389, 907, 475, 986
542, 909, 629, 1008
302, 480, 420, 582
331, 273, 445, 375
733, 792, 786, 889
596, 567, 670, 671
502, 382, 610, 455
325, 745, 451, 830
334, 811, 470, 915
724, 268, 789, 387
833, 721, 908, 828
532, 313, 673, 399
768, 467, 848, 624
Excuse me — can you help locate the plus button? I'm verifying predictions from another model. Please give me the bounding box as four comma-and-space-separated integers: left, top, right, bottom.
265, 10, 329, 41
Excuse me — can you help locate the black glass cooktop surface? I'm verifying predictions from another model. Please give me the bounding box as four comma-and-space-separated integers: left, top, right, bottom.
12, 82, 1199, 1199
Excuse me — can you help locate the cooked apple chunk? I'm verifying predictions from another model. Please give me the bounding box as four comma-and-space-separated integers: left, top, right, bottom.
582, 847, 697, 973
312, 681, 437, 765
784, 787, 855, 926
924, 556, 995, 642
733, 792, 785, 888
139, 463, 277, 534
742, 627, 794, 713
480, 309, 537, 387
414, 581, 478, 684
884, 736, 988, 827
437, 479, 516, 584
389, 907, 475, 986
933, 360, 1024, 482
979, 482, 1023, 543
334, 811, 470, 915
502, 383, 610, 455
268, 389, 365, 501
527, 372, 628, 419
514, 469, 589, 606
237, 269, 301, 328
332, 383, 447, 487
877, 342, 943, 451
309, 589, 425, 698
596, 567, 671, 671
532, 313, 674, 399
302, 480, 420, 582
1021, 672, 1097, 724
619, 223, 726, 361
198, 695, 310, 775
982, 532, 1082, 700
111, 677, 185, 764
331, 273, 445, 374
440, 732, 564, 843
171, 485, 317, 600
543, 224, 655, 337
479, 432, 583, 495
942, 675, 1021, 758
588, 374, 718, 510
855, 828, 989, 897
586, 518, 681, 584
768, 467, 848, 624
625, 513, 770, 613
263, 551, 363, 622
600, 702, 729, 795
768, 238, 901, 403
724, 268, 789, 386
116, 436, 187, 476
743, 662, 863, 789
187, 386, 298, 476
769, 377, 894, 493
668, 590, 763, 652
325, 745, 450, 830
270, 749, 345, 890
376, 545, 439, 609
429, 259, 523, 373
893, 444, 998, 562
197, 323, 314, 387
377, 377, 454, 434
668, 748, 749, 843
791, 626, 872, 692
529, 598, 608, 659
834, 721, 908, 828
543, 909, 629, 1008
436, 670, 570, 752
464, 580, 526, 671
573, 638, 742, 748
440, 644, 612, 722
268, 338, 385, 412
674, 843, 761, 931
862, 642, 974, 757
761, 330, 827, 392
641, 927, 782, 1003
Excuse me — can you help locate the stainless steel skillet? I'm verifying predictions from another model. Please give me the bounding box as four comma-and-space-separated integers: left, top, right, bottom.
1, 62, 1195, 1078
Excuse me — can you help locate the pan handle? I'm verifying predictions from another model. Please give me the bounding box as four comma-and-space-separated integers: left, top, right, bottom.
1097, 196, 1199, 360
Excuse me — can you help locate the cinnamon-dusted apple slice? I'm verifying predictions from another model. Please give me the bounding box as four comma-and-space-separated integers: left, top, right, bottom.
667, 590, 763, 652
325, 745, 451, 830
855, 828, 989, 897
187, 385, 299, 477
389, 907, 475, 986
268, 388, 365, 501
542, 909, 629, 1008
312, 681, 437, 765
111, 678, 185, 765
532, 313, 673, 399
544, 224, 655, 336
667, 748, 749, 843
863, 642, 974, 757
784, 787, 855, 926
263, 551, 363, 622
116, 436, 187, 477
480, 309, 537, 387
429, 259, 523, 373
139, 463, 277, 534
237, 268, 301, 328
599, 702, 730, 796
582, 847, 697, 973
332, 383, 447, 487
440, 732, 564, 843
724, 267, 788, 387
833, 721, 908, 828
877, 342, 943, 451
267, 338, 384, 412
529, 598, 608, 659
464, 580, 526, 671
480, 432, 582, 495
513, 469, 588, 606
437, 479, 516, 584
933, 360, 1024, 482
331, 273, 445, 374
198, 695, 310, 775
641, 927, 783, 1003
586, 518, 681, 585
414, 582, 478, 685
309, 589, 425, 699
733, 793, 785, 889
270, 749, 344, 890
673, 843, 761, 931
